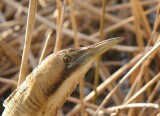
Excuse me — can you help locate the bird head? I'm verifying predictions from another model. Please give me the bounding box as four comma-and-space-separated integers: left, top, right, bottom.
52, 37, 124, 73
35, 37, 124, 98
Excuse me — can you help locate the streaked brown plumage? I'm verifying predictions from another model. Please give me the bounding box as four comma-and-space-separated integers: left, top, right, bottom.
2, 37, 124, 116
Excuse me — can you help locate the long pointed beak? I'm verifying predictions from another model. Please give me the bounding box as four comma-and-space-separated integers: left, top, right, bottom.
68, 37, 124, 68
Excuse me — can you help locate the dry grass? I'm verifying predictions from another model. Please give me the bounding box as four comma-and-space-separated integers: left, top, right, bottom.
0, 0, 160, 115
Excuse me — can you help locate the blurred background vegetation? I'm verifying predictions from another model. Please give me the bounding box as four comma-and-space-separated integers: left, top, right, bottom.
0, 0, 160, 115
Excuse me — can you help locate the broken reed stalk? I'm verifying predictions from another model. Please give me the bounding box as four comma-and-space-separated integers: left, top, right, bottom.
18, 0, 37, 86
39, 31, 53, 63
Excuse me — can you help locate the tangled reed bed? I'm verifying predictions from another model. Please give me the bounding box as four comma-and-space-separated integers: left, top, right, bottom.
0, 0, 160, 115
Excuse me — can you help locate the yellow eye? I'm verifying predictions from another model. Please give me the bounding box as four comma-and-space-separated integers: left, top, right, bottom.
63, 55, 71, 63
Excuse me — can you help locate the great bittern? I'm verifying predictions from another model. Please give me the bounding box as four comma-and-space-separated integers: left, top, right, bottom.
2, 37, 123, 116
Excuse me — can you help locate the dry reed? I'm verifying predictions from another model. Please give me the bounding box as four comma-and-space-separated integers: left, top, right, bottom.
0, 0, 159, 115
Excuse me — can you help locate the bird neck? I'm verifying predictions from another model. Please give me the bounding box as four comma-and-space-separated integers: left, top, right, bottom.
38, 60, 93, 115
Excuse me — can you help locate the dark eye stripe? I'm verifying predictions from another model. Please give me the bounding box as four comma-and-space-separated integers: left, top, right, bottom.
63, 55, 71, 63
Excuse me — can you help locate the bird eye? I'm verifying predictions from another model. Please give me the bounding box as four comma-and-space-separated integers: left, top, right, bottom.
63, 55, 71, 63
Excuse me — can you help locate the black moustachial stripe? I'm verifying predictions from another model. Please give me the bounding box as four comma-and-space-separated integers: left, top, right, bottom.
45, 64, 79, 97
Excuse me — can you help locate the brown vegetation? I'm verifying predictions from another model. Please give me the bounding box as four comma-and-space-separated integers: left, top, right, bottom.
0, 0, 160, 115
